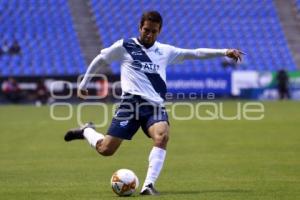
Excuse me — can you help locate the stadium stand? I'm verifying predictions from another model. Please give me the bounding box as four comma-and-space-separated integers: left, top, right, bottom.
90, 0, 297, 74
0, 0, 86, 76
0, 0, 297, 77
296, 0, 300, 13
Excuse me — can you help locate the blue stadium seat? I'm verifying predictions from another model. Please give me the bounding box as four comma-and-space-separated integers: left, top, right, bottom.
0, 0, 85, 76
296, 0, 300, 13
1, 0, 297, 76
90, 0, 297, 74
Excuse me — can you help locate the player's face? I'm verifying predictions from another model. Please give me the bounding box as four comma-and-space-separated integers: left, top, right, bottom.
139, 20, 161, 46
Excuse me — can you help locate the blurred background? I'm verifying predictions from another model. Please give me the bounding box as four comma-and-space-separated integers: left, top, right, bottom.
1, 0, 300, 104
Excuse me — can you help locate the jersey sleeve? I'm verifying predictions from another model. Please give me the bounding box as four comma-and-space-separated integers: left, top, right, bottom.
100, 39, 124, 64
167, 45, 228, 64
78, 40, 123, 90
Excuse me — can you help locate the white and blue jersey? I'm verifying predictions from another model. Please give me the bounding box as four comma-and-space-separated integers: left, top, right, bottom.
79, 37, 228, 105
79, 38, 228, 139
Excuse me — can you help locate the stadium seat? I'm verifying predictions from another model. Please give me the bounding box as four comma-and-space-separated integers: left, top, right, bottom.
90, 0, 297, 74
0, 0, 85, 76
296, 0, 300, 13
1, 0, 297, 76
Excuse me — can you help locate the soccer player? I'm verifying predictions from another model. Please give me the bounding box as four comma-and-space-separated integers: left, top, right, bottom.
64, 11, 244, 195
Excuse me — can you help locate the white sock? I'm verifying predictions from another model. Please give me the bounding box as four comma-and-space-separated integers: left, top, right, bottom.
142, 146, 166, 190
83, 128, 104, 148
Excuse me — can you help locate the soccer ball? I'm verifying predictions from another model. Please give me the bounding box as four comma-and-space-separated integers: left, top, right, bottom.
111, 169, 139, 196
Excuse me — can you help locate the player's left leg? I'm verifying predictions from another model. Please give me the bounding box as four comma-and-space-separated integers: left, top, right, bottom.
140, 121, 169, 195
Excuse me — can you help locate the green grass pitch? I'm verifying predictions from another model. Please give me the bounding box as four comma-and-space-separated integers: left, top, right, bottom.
0, 101, 299, 200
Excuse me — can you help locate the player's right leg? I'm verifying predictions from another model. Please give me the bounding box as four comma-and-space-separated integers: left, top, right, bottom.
64, 96, 139, 156
95, 135, 123, 156
64, 123, 123, 156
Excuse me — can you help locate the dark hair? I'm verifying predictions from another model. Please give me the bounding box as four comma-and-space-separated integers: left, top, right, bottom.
140, 11, 163, 30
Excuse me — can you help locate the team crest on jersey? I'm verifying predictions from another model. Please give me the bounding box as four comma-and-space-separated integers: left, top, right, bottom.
154, 48, 163, 55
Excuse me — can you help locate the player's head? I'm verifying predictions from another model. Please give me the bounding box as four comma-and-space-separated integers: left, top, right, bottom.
139, 11, 163, 46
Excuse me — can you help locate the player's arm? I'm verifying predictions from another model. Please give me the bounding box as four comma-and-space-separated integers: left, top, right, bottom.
169, 46, 245, 64
78, 40, 123, 99
225, 49, 245, 62
77, 54, 104, 98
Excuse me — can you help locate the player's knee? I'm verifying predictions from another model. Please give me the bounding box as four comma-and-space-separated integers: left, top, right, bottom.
96, 143, 116, 156
98, 147, 116, 156
154, 132, 169, 146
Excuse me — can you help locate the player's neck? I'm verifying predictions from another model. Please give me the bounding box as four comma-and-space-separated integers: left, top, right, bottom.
137, 38, 154, 49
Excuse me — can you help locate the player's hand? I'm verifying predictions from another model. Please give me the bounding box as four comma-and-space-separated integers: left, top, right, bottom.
77, 89, 88, 99
225, 49, 245, 62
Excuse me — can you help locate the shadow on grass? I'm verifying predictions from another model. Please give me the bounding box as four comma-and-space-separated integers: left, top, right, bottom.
162, 189, 252, 195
